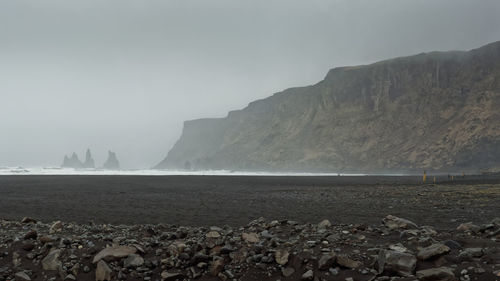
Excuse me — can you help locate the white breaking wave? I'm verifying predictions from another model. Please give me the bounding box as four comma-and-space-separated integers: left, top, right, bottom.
0, 166, 375, 176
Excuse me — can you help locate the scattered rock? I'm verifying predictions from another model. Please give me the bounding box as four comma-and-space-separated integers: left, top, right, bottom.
123, 254, 144, 267
39, 236, 55, 244
416, 267, 457, 281
318, 252, 336, 270
456, 222, 480, 233
42, 249, 62, 271
21, 217, 37, 224
382, 215, 418, 229
241, 232, 260, 243
209, 259, 225, 276
93, 245, 137, 263
49, 221, 63, 234
282, 267, 295, 277
95, 260, 113, 281
161, 271, 183, 281
318, 219, 332, 229
417, 243, 450, 260
23, 230, 37, 240
0, 215, 496, 281
22, 243, 35, 251
14, 271, 31, 281
336, 255, 362, 269
443, 240, 462, 250
206, 231, 221, 238
274, 249, 289, 265
301, 269, 314, 280
378, 250, 417, 277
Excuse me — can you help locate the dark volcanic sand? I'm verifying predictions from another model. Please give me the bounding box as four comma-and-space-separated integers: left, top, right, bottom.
0, 175, 499, 228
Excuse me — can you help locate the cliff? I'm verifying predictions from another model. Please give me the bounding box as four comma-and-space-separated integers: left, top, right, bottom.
156, 41, 500, 173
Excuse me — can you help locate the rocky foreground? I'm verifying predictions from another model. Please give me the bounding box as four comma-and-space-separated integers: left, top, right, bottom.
0, 216, 499, 281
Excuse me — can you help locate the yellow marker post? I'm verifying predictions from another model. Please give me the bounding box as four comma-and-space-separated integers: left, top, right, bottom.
433, 176, 436, 184
423, 171, 427, 183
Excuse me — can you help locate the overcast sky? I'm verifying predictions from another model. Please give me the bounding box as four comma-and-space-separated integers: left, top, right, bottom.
1, 0, 499, 168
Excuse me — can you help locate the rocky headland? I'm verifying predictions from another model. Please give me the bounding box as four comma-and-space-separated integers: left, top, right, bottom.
0, 216, 499, 281
157, 41, 500, 173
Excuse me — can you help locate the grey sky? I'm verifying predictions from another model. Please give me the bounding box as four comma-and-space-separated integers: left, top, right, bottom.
1, 0, 499, 168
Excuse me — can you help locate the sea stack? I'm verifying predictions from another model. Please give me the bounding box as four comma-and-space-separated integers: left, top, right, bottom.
82, 149, 95, 169
61, 152, 83, 168
103, 151, 120, 170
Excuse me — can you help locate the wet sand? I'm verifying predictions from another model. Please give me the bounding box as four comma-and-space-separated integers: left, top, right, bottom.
0, 175, 499, 228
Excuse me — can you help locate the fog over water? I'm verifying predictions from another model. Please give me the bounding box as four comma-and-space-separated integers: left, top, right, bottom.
1, 0, 500, 169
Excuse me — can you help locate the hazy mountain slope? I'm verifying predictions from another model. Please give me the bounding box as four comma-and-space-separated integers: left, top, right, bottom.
157, 41, 500, 172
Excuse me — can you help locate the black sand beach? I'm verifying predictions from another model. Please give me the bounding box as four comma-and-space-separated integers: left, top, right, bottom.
1, 175, 499, 228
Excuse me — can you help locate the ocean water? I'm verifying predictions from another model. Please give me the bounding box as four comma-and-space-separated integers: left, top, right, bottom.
0, 166, 372, 176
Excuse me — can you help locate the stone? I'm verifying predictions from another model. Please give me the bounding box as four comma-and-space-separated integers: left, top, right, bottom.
378, 250, 417, 277
282, 267, 295, 277
206, 231, 221, 238
123, 254, 144, 267
13, 251, 22, 267
443, 240, 462, 250
96, 260, 113, 281
260, 230, 274, 239
336, 255, 362, 269
301, 269, 314, 280
388, 243, 408, 253
160, 271, 183, 281
210, 259, 225, 276
459, 248, 483, 258
274, 249, 289, 265
417, 244, 450, 260
318, 253, 336, 270
39, 236, 56, 244
382, 215, 418, 230
49, 221, 63, 234
21, 217, 37, 224
22, 243, 35, 251
42, 249, 62, 271
457, 248, 484, 261
241, 232, 260, 243
93, 245, 137, 263
318, 219, 332, 229
416, 267, 457, 281
23, 230, 37, 240
456, 222, 480, 232
14, 272, 31, 281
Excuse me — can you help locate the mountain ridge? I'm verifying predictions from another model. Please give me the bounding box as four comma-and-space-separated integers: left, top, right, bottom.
157, 41, 500, 173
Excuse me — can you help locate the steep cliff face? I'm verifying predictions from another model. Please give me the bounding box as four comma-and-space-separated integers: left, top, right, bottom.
157, 41, 500, 172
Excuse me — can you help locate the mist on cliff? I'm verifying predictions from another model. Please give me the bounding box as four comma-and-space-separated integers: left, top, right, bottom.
1, 0, 500, 169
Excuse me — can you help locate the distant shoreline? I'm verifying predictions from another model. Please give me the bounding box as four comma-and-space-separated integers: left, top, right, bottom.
0, 167, 494, 177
